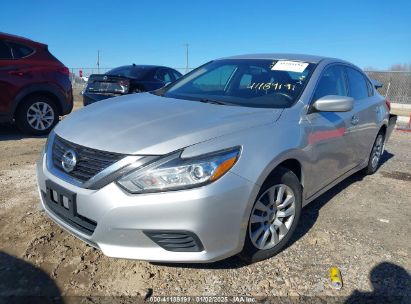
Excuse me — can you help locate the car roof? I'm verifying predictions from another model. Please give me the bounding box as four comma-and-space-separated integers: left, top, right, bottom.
0, 32, 45, 46
113, 65, 174, 70
219, 53, 342, 64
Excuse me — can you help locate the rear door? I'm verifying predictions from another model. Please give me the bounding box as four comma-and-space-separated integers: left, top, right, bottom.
345, 67, 380, 164
0, 40, 16, 114
305, 64, 357, 197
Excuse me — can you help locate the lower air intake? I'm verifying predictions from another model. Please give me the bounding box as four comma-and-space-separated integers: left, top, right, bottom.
143, 231, 204, 252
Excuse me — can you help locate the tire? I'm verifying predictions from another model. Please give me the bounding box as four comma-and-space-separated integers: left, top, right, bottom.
240, 167, 302, 263
15, 95, 59, 135
363, 131, 385, 175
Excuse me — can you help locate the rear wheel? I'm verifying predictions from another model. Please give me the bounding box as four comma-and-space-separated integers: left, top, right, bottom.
15, 95, 59, 135
240, 167, 302, 263
363, 132, 385, 175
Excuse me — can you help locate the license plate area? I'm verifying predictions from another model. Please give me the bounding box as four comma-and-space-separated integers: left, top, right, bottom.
46, 180, 77, 219
87, 81, 124, 94
44, 180, 97, 235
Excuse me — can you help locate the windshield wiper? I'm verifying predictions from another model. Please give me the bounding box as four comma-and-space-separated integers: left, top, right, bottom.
198, 98, 230, 105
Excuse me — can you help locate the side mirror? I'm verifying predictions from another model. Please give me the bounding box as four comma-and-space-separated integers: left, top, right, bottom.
313, 95, 354, 112
371, 79, 383, 89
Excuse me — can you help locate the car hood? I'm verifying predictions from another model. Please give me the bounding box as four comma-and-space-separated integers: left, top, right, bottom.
54, 93, 282, 155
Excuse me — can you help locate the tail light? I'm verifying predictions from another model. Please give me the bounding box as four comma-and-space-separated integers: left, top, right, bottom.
57, 66, 70, 77
116, 79, 130, 93
385, 98, 391, 111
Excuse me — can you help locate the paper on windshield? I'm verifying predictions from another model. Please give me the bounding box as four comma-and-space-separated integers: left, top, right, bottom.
271, 60, 309, 73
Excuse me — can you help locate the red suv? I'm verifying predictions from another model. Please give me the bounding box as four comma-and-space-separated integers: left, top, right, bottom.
0, 32, 73, 135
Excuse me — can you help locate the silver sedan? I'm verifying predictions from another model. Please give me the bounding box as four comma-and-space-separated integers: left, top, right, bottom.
36, 54, 395, 263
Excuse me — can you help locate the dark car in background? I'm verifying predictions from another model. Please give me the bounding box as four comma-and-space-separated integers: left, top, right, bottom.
0, 32, 73, 135
82, 65, 182, 106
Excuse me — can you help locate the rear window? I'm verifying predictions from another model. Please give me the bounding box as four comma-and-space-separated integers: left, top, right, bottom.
0, 40, 12, 59
107, 66, 148, 79
8, 42, 34, 58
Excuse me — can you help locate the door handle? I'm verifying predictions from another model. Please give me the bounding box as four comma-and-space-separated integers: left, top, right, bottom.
351, 115, 359, 125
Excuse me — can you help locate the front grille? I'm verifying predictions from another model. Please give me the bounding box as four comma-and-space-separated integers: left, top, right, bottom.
52, 135, 125, 182
144, 231, 204, 252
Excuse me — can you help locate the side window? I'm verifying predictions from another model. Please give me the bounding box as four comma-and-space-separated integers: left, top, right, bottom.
8, 41, 34, 58
365, 78, 374, 97
0, 40, 12, 59
155, 69, 173, 82
163, 71, 172, 82
192, 65, 237, 92
239, 66, 267, 89
239, 74, 252, 88
171, 70, 182, 81
346, 68, 369, 100
313, 65, 348, 101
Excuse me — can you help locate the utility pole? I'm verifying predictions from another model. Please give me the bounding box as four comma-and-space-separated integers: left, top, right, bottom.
97, 50, 100, 74
183, 43, 189, 73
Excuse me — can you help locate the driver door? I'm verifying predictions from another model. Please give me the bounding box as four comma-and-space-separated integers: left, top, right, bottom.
305, 65, 357, 198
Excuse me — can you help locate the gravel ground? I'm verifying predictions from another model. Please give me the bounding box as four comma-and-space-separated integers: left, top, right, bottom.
0, 102, 410, 303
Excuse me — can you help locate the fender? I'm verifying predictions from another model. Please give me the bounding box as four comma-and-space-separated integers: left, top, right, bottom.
11, 83, 68, 115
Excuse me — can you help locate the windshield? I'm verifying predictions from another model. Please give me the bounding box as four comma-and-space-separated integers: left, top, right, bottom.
160, 59, 316, 108
106, 66, 148, 79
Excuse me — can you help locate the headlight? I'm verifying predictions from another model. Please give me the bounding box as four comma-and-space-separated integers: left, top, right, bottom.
117, 147, 241, 193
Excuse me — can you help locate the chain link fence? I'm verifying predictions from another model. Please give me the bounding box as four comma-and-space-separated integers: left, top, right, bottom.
69, 67, 192, 82
69, 68, 111, 87
365, 71, 411, 104
69, 68, 411, 104
69, 67, 194, 93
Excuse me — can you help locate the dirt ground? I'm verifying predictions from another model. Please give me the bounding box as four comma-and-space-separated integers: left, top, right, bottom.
0, 99, 410, 303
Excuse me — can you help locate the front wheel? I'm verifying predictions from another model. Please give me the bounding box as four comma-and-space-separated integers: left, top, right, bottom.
240, 167, 302, 263
363, 132, 385, 175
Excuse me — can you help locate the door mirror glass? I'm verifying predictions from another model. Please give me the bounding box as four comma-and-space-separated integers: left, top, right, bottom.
313, 95, 353, 112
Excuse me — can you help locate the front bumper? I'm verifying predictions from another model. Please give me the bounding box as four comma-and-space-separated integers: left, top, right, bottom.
36, 153, 258, 263
61, 87, 74, 115
387, 114, 397, 139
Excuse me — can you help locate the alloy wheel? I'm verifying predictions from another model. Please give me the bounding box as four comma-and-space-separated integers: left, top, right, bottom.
248, 184, 296, 250
26, 102, 55, 131
371, 134, 384, 170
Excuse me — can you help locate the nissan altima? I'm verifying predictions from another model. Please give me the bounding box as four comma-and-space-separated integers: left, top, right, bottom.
36, 54, 396, 263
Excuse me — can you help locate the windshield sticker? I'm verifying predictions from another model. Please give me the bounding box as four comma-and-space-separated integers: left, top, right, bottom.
247, 82, 296, 91
271, 60, 309, 73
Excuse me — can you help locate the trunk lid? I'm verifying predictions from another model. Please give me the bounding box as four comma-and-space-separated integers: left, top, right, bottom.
85, 74, 130, 95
